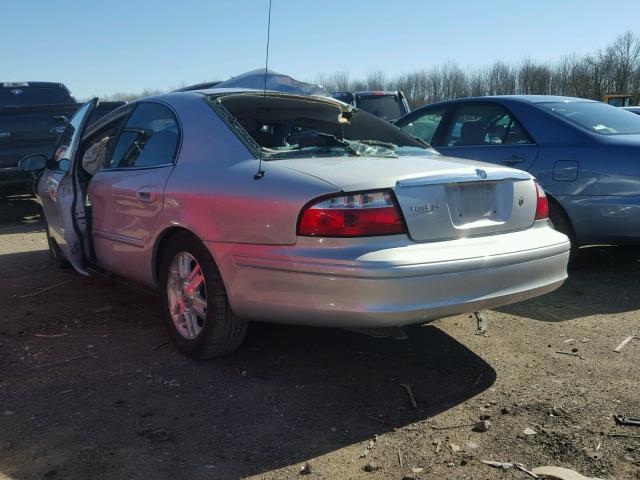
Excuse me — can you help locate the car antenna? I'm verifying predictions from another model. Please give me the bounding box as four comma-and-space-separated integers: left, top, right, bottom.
254, 0, 272, 180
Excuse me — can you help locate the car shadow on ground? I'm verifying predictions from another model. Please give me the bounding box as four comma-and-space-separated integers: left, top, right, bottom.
0, 214, 497, 478
499, 245, 640, 322
1, 304, 496, 478
2, 198, 638, 478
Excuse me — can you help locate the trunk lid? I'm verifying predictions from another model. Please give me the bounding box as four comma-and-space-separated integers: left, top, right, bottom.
275, 154, 537, 241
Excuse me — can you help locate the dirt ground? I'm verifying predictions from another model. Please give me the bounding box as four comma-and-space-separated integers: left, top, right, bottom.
0, 189, 639, 480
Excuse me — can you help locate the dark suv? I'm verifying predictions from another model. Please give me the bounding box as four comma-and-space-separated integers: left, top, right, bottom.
0, 82, 123, 188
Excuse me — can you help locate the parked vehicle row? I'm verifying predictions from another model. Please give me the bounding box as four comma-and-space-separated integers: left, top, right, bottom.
0, 82, 124, 187
21, 89, 570, 359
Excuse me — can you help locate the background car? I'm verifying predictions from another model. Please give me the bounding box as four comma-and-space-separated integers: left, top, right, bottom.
21, 90, 569, 359
330, 91, 410, 121
396, 96, 640, 249
174, 81, 221, 92
623, 106, 640, 115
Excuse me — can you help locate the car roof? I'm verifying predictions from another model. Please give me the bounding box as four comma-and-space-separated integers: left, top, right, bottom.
332, 91, 400, 96
173, 81, 221, 92
421, 95, 596, 109
490, 95, 596, 103
1, 81, 67, 89
149, 88, 349, 110
402, 95, 598, 118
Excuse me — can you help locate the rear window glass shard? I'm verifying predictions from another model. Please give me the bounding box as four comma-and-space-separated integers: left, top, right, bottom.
206, 92, 433, 160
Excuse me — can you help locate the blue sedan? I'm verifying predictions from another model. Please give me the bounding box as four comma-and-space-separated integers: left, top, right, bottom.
396, 96, 640, 248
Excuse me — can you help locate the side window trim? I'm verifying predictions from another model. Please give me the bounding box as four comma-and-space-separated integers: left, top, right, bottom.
147, 100, 183, 165
94, 163, 175, 173
500, 104, 536, 145
431, 106, 455, 147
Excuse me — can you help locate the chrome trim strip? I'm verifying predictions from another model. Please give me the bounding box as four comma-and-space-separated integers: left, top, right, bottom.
232, 241, 570, 279
93, 229, 145, 248
94, 163, 174, 174
396, 169, 531, 187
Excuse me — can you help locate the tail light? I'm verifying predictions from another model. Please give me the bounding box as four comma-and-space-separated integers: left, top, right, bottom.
535, 182, 549, 220
298, 190, 406, 237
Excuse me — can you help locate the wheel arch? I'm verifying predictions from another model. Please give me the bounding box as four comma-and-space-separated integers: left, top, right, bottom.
152, 226, 200, 285
546, 193, 577, 243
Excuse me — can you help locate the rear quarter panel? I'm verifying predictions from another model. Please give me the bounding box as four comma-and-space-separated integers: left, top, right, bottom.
160, 94, 339, 246
511, 101, 640, 244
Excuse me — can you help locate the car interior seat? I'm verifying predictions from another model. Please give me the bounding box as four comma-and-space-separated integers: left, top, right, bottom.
458, 121, 485, 145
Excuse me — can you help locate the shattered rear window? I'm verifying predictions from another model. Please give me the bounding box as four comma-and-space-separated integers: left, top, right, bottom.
206, 93, 435, 160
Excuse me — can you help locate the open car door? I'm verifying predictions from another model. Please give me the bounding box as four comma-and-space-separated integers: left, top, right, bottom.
38, 98, 97, 275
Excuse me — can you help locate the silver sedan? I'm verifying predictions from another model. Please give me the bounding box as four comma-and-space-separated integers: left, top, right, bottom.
20, 89, 570, 359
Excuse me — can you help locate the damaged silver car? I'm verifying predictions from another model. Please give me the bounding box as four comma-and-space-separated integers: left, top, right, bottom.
21, 89, 570, 359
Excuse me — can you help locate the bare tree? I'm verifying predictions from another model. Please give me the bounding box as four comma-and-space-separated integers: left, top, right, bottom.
365, 70, 387, 90
518, 57, 551, 94
608, 31, 640, 93
487, 61, 516, 95
311, 30, 640, 107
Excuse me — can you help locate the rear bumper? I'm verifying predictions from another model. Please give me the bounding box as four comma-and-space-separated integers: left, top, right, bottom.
208, 224, 570, 328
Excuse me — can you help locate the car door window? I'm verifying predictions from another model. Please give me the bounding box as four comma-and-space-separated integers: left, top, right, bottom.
49, 101, 95, 172
401, 107, 446, 145
79, 115, 128, 176
443, 103, 533, 146
106, 102, 179, 169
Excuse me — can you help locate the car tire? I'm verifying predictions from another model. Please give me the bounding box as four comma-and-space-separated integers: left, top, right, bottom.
45, 223, 71, 269
548, 200, 577, 259
159, 231, 248, 359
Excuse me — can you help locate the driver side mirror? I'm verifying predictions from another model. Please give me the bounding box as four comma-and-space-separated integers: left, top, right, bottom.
19, 153, 48, 173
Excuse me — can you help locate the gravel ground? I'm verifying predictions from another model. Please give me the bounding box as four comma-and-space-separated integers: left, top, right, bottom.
0, 191, 639, 480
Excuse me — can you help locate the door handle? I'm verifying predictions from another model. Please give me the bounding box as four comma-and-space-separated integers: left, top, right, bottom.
503, 155, 525, 165
136, 188, 157, 203
49, 126, 66, 135
52, 115, 68, 123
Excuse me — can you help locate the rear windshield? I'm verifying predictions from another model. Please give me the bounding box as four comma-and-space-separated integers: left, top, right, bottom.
331, 92, 354, 105
541, 101, 640, 135
0, 86, 75, 106
356, 94, 404, 121
209, 93, 434, 160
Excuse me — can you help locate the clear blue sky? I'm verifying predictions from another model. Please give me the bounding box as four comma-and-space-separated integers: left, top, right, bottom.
1, 0, 637, 99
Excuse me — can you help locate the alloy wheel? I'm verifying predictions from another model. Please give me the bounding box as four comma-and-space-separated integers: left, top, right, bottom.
166, 251, 207, 339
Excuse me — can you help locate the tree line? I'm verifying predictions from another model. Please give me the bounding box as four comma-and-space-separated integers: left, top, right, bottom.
100, 31, 639, 106
316, 31, 640, 108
